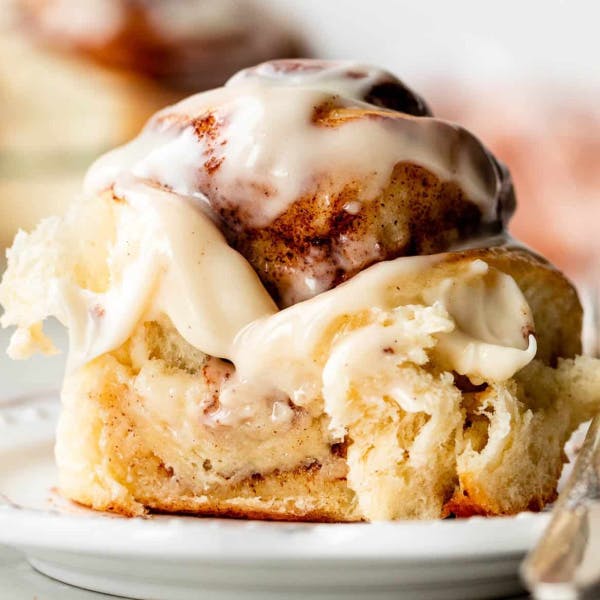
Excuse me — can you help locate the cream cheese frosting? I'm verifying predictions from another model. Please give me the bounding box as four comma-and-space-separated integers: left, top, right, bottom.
84, 61, 512, 228
79, 59, 518, 307
0, 173, 535, 382
0, 60, 537, 425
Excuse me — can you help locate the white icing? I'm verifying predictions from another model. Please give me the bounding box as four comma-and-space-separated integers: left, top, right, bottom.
343, 201, 363, 215
85, 61, 503, 228
224, 254, 536, 405
0, 61, 537, 434
114, 177, 277, 358
227, 61, 395, 99
37, 176, 276, 370
422, 259, 536, 382
1, 176, 535, 385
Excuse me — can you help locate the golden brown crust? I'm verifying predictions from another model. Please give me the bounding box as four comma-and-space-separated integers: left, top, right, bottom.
71, 463, 558, 522
444, 474, 558, 518
444, 483, 557, 518
66, 462, 362, 522
153, 505, 359, 523
83, 497, 362, 523
69, 465, 559, 522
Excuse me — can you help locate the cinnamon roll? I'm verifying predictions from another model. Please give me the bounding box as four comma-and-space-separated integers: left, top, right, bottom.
1, 60, 599, 521
18, 0, 306, 91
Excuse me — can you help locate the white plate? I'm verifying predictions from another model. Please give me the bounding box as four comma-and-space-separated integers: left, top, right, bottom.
0, 545, 118, 600
0, 392, 545, 600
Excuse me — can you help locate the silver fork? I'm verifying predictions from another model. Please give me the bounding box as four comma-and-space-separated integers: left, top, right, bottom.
521, 285, 600, 599
521, 414, 600, 599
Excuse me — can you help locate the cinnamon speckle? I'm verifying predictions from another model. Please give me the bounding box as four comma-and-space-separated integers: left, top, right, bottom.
204, 156, 224, 174
91, 304, 105, 318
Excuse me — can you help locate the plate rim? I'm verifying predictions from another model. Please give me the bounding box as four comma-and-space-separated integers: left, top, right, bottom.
0, 391, 549, 563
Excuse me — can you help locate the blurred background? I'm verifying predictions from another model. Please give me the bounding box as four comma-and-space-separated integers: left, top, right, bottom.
1, 0, 599, 392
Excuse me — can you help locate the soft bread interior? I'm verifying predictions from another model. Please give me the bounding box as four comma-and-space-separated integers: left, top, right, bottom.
57, 318, 358, 520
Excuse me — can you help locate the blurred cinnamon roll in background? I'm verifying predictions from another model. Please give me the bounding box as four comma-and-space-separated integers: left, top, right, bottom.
0, 0, 306, 248
18, 0, 305, 91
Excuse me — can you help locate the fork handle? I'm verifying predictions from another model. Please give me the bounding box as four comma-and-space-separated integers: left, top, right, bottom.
521, 415, 600, 599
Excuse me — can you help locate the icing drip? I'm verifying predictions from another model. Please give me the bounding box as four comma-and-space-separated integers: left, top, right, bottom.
83, 59, 515, 305
0, 60, 536, 427
86, 61, 511, 229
